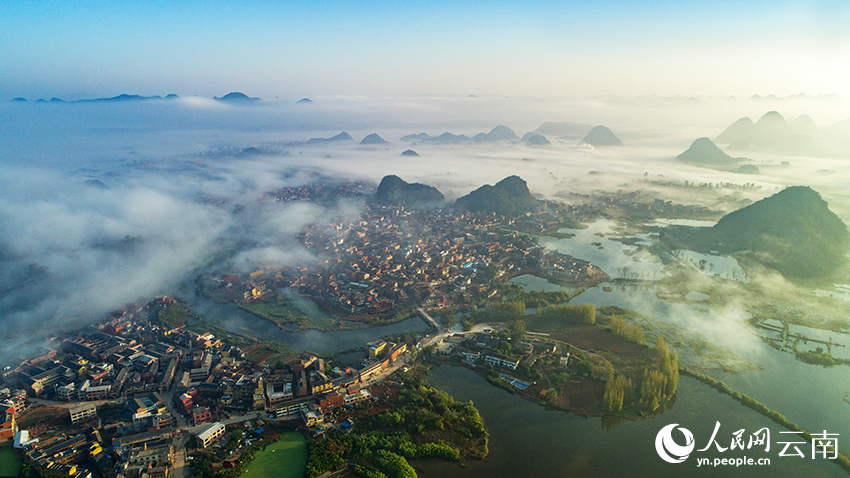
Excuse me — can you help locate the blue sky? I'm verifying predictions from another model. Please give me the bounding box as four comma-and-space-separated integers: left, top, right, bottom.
1, 1, 848, 99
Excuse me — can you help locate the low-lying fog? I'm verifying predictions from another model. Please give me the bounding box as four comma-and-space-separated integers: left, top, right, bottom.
1, 94, 848, 363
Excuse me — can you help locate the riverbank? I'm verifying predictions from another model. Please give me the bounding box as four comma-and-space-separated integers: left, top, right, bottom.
419, 365, 843, 478
682, 368, 850, 473
305, 370, 488, 478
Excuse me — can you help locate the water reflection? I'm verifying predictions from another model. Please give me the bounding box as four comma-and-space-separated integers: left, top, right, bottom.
178, 278, 429, 354
418, 365, 843, 478
539, 219, 667, 280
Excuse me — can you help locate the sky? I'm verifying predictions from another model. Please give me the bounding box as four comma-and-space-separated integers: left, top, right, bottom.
2, 0, 850, 100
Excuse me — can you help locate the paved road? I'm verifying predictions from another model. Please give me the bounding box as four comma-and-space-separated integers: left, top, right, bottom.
28, 397, 121, 409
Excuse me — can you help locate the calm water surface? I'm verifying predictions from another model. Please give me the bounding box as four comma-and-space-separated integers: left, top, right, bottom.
418, 365, 843, 478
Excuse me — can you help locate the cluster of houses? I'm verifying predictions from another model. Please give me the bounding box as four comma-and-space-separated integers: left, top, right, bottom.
203, 204, 558, 318
1, 299, 413, 478
447, 332, 564, 376
540, 251, 607, 283
17, 431, 114, 478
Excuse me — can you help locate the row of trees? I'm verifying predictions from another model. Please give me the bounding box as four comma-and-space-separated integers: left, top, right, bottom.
602, 338, 680, 413
609, 315, 645, 344
472, 300, 526, 322
537, 303, 596, 325
508, 289, 578, 309
602, 375, 634, 412
638, 338, 679, 411
682, 368, 850, 473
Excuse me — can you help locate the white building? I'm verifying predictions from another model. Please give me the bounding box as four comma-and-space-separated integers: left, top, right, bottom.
196, 422, 225, 448
69, 403, 97, 424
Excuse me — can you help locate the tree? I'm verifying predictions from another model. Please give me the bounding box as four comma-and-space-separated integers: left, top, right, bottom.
509, 320, 527, 342
609, 315, 645, 344
483, 265, 498, 281
580, 303, 596, 325
655, 336, 669, 362
603, 375, 632, 412
662, 347, 679, 397
638, 369, 667, 412
577, 361, 593, 376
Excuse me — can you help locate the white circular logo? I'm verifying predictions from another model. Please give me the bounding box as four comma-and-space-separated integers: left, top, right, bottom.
655, 423, 695, 464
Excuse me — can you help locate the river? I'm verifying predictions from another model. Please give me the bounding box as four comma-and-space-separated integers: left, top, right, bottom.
417, 365, 843, 478
178, 278, 429, 354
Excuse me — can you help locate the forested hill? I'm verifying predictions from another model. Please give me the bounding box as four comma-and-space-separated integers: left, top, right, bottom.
454, 175, 541, 216
703, 186, 849, 278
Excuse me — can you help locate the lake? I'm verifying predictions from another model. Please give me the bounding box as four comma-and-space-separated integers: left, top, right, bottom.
539, 220, 667, 281
417, 365, 844, 478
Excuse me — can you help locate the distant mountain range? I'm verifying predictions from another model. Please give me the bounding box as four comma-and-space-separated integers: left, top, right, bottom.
715, 111, 816, 153
400, 126, 519, 144
523, 133, 550, 146
214, 92, 261, 103
473, 125, 518, 143
400, 132, 471, 144
454, 175, 541, 216
307, 132, 354, 144
677, 137, 745, 165
581, 126, 622, 146
360, 133, 388, 145
691, 186, 849, 278
9, 92, 268, 104
12, 94, 180, 103
375, 175, 444, 208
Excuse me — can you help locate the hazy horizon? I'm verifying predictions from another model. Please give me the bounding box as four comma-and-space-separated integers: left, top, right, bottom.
2, 1, 850, 100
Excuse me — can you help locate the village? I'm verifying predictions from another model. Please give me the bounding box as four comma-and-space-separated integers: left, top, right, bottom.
198, 202, 608, 325
0, 295, 422, 478
0, 191, 694, 478
0, 284, 641, 478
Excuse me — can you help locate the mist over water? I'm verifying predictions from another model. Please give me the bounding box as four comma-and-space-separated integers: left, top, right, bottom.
1, 94, 849, 364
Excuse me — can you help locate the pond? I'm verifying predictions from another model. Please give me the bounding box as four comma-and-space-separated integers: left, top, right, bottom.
671, 250, 749, 282
653, 218, 717, 227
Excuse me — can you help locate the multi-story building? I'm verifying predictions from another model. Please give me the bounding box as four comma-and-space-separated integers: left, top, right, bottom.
196, 422, 225, 448
0, 402, 16, 441
69, 403, 97, 424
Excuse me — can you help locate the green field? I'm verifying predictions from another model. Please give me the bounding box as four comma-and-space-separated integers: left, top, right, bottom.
239, 296, 338, 330
0, 444, 22, 477
242, 432, 307, 478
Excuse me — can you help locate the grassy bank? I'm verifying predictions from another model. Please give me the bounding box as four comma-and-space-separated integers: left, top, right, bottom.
238, 296, 338, 331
